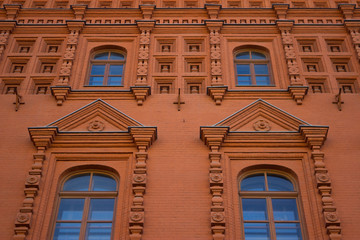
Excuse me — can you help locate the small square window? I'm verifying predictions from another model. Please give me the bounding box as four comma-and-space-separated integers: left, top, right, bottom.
307, 64, 317, 72
330, 46, 341, 52
42, 65, 54, 73
311, 85, 323, 93
302, 46, 312, 52
19, 46, 30, 53
48, 45, 59, 53
161, 45, 171, 52
12, 65, 24, 73
342, 85, 353, 93
189, 45, 200, 52
335, 64, 347, 72
6, 86, 17, 94
190, 64, 200, 72
36, 86, 48, 94
161, 64, 171, 72
160, 85, 170, 94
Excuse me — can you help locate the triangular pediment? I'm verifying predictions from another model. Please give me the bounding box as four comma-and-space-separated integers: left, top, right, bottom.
47, 99, 143, 132
214, 99, 309, 132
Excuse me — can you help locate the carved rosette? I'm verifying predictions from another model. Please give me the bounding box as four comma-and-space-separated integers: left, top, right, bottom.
87, 120, 105, 132
301, 126, 342, 239
14, 128, 57, 239
253, 120, 271, 132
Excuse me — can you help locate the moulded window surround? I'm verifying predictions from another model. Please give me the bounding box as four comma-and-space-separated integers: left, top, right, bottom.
52, 171, 118, 240
239, 171, 304, 240
87, 50, 126, 86
234, 50, 272, 86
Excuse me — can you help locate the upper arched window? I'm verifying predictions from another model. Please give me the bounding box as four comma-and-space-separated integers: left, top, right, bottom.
88, 51, 125, 86
239, 171, 303, 240
234, 50, 271, 86
53, 172, 117, 240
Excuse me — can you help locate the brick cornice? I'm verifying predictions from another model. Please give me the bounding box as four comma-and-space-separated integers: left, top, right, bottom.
299, 125, 329, 149
129, 127, 157, 150
28, 127, 58, 150
200, 127, 229, 149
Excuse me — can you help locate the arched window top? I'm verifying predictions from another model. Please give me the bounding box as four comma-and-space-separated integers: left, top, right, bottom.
88, 49, 126, 86
63, 172, 117, 192
241, 172, 294, 192
235, 51, 267, 60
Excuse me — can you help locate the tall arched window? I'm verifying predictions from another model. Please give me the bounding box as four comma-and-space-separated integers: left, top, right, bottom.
88, 51, 125, 86
239, 171, 303, 240
234, 50, 271, 86
53, 172, 117, 240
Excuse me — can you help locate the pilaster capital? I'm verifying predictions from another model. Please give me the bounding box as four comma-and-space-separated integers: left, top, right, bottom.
273, 4, 289, 19
338, 4, 356, 19
205, 4, 222, 20
276, 20, 294, 31
0, 20, 16, 32
28, 127, 58, 150
71, 4, 87, 20
200, 127, 229, 150
299, 126, 329, 149
139, 4, 156, 20
205, 20, 224, 32
129, 127, 157, 150
66, 20, 85, 32
4, 4, 21, 20
136, 20, 156, 32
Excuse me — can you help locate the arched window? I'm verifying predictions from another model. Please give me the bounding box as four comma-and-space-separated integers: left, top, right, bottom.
53, 172, 117, 240
239, 171, 303, 240
88, 51, 125, 86
234, 50, 271, 86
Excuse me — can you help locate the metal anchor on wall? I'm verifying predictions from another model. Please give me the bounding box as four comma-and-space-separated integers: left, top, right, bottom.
332, 88, 344, 111
13, 88, 25, 111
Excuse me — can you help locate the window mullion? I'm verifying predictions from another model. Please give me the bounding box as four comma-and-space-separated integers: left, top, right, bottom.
250, 63, 256, 85
268, 196, 276, 240
79, 197, 90, 240
104, 64, 110, 85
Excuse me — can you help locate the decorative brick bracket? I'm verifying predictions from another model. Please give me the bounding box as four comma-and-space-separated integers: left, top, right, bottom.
338, 4, 355, 20
4, 4, 21, 20
130, 86, 151, 106
140, 4, 155, 20
205, 4, 222, 20
50, 86, 71, 106
200, 126, 229, 240
207, 86, 228, 105
272, 4, 289, 19
71, 4, 87, 20
288, 86, 308, 105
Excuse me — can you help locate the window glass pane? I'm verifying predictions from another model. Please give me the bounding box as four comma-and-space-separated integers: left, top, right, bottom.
272, 199, 299, 221
92, 174, 117, 191
241, 174, 265, 191
63, 174, 90, 191
275, 223, 302, 240
255, 76, 270, 86
57, 198, 84, 220
244, 223, 270, 240
54, 223, 81, 240
237, 64, 250, 74
254, 64, 269, 74
94, 52, 109, 60
110, 52, 125, 60
252, 52, 267, 60
89, 77, 104, 86
88, 198, 115, 220
237, 76, 252, 85
86, 223, 112, 240
268, 174, 294, 191
109, 65, 123, 75
236, 52, 250, 59
90, 65, 106, 75
242, 198, 268, 220
108, 77, 122, 86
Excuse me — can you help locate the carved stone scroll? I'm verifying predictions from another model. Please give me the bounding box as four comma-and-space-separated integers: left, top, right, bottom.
300, 126, 342, 240
129, 127, 157, 240
13, 128, 57, 240
200, 127, 229, 240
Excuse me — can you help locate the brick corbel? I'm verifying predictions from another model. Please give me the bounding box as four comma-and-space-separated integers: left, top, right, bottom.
4, 4, 21, 20
136, 20, 155, 32
200, 126, 229, 240
50, 86, 71, 106
207, 86, 228, 105
139, 4, 155, 20
71, 4, 87, 20
338, 4, 355, 19
272, 4, 289, 19
128, 126, 157, 240
205, 4, 222, 20
28, 127, 58, 150
130, 86, 151, 106
66, 20, 85, 32
288, 86, 308, 105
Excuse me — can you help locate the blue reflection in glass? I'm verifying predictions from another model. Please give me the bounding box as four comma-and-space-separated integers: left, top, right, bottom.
268, 174, 294, 191
272, 199, 299, 221
54, 223, 81, 240
57, 199, 84, 220
275, 223, 302, 240
236, 52, 250, 59
89, 77, 104, 86
92, 174, 117, 191
94, 52, 108, 60
244, 223, 270, 240
242, 198, 268, 220
237, 76, 251, 85
237, 64, 250, 74
108, 77, 122, 86
252, 52, 266, 60
254, 64, 269, 74
110, 52, 125, 60
241, 174, 265, 191
88, 199, 114, 220
63, 174, 90, 191
255, 76, 270, 86
91, 65, 105, 75
86, 223, 112, 240
109, 65, 123, 75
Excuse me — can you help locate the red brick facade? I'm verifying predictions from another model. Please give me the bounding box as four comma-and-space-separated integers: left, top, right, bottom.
1, 0, 360, 239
